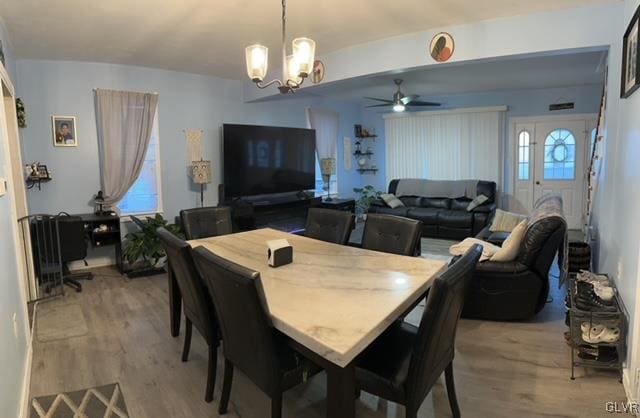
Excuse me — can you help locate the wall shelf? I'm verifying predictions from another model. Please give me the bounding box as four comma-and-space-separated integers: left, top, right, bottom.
353, 151, 373, 157
356, 168, 378, 174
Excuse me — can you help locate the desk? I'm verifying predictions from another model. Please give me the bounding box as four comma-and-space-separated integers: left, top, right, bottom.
77, 213, 123, 273
189, 228, 446, 417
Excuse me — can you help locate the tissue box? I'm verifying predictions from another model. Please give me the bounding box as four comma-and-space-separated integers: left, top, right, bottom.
267, 239, 293, 267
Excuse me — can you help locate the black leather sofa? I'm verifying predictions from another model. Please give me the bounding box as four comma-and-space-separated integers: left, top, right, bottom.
462, 195, 566, 320
368, 179, 497, 240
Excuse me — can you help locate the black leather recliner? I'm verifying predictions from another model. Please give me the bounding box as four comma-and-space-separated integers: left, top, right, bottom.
369, 179, 497, 240
462, 196, 566, 320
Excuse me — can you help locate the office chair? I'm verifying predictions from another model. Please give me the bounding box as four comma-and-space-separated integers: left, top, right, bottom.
56, 213, 93, 292
32, 213, 93, 292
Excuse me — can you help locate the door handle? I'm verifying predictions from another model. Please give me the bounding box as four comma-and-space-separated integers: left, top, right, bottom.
535, 181, 541, 185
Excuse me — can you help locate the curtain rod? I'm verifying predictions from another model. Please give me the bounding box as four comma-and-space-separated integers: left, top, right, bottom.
93, 88, 159, 95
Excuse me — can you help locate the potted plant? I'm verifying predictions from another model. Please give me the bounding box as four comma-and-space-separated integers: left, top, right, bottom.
353, 185, 382, 220
122, 213, 183, 278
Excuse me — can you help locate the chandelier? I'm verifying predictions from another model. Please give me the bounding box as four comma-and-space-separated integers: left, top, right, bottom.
245, 0, 316, 94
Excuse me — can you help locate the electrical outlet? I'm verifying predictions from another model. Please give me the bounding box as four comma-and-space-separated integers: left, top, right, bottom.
12, 313, 18, 339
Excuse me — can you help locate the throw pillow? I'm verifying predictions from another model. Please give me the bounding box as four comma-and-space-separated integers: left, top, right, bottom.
490, 220, 528, 262
466, 194, 489, 211
380, 193, 405, 209
489, 209, 527, 232
449, 237, 501, 262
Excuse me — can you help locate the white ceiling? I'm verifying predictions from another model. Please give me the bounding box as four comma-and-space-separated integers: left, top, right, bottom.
304, 50, 607, 103
0, 0, 617, 79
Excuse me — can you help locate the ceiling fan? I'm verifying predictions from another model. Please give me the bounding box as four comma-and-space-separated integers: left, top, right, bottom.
365, 79, 441, 112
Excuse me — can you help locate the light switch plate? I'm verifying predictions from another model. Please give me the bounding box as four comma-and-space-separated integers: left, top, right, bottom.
0, 177, 6, 197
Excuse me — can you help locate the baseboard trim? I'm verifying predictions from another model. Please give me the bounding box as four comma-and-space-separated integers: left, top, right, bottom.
622, 367, 639, 417
18, 301, 37, 418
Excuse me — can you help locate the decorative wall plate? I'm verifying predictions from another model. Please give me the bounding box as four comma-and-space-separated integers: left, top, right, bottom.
429, 32, 455, 63
311, 60, 325, 84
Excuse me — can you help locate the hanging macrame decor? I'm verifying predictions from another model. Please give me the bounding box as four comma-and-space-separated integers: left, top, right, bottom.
183, 129, 203, 168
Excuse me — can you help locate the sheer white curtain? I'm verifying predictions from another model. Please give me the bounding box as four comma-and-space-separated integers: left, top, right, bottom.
385, 107, 505, 184
305, 107, 338, 161
95, 89, 159, 205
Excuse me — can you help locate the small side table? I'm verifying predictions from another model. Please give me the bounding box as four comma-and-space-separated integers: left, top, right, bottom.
318, 198, 356, 213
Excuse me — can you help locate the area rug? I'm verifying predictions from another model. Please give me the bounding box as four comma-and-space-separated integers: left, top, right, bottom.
36, 302, 88, 343
31, 383, 129, 418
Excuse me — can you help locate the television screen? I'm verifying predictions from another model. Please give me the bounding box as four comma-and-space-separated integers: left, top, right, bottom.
223, 124, 316, 198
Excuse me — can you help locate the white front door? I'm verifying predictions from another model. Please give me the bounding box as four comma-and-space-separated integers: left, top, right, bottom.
512, 116, 594, 230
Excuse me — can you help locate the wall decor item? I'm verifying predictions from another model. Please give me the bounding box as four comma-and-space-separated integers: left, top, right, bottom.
429, 32, 454, 62
184, 129, 203, 165
622, 4, 640, 98
311, 60, 325, 84
52, 115, 78, 147
16, 98, 26, 128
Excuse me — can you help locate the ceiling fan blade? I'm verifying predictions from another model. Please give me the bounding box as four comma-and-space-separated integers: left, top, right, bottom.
365, 104, 391, 108
364, 97, 394, 103
401, 95, 419, 105
408, 101, 442, 106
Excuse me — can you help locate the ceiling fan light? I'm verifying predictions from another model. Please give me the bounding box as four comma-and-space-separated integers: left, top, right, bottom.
245, 44, 268, 82
292, 37, 315, 76
393, 103, 406, 112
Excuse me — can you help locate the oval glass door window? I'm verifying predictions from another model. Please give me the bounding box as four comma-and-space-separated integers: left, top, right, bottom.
544, 129, 576, 180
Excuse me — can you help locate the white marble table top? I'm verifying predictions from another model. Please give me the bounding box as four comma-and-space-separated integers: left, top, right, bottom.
189, 228, 446, 367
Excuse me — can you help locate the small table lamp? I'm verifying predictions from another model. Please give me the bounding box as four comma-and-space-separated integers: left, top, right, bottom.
191, 160, 212, 207
320, 157, 336, 202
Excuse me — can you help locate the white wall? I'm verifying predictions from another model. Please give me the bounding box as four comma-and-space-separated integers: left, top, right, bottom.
0, 26, 30, 418
592, 0, 640, 401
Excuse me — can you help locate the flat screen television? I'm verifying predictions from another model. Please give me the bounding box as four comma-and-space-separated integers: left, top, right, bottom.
223, 124, 316, 199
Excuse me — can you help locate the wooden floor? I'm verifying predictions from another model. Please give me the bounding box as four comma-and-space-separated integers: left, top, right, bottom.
30, 245, 626, 418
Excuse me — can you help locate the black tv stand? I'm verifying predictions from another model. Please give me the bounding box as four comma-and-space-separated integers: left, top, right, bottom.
228, 193, 320, 233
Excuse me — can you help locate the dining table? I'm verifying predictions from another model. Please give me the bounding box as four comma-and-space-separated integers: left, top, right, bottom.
179, 227, 447, 418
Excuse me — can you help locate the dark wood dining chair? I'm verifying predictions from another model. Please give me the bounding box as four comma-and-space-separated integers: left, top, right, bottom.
192, 246, 317, 418
305, 208, 355, 245
354, 244, 483, 418
157, 228, 220, 403
361, 213, 422, 256
180, 206, 232, 240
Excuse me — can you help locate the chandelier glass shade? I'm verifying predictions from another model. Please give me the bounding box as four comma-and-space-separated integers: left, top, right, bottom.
244, 0, 316, 94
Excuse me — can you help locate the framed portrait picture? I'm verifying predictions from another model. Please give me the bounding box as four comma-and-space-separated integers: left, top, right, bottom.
429, 32, 455, 63
52, 116, 78, 147
622, 5, 640, 98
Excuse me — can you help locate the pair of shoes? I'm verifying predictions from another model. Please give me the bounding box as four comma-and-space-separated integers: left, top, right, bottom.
577, 345, 618, 363
575, 282, 617, 312
577, 270, 610, 285
581, 322, 620, 343
576, 271, 615, 300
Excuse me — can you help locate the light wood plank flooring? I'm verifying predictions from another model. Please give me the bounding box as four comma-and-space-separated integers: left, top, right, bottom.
30, 253, 626, 417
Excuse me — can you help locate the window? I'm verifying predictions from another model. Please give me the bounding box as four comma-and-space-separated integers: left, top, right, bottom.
544, 129, 576, 180
315, 156, 338, 196
517, 130, 531, 180
117, 113, 162, 215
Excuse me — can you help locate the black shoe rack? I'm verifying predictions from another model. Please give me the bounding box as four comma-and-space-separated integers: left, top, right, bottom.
567, 273, 626, 382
